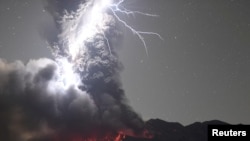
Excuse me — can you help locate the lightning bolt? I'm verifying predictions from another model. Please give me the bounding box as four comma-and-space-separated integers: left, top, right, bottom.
109, 0, 163, 55
57, 0, 162, 60
52, 0, 163, 88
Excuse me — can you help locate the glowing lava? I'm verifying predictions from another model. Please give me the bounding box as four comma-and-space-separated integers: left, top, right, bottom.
53, 130, 153, 141
48, 0, 160, 140
53, 132, 125, 141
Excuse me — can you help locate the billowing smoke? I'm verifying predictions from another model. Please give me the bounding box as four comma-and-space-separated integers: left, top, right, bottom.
0, 0, 146, 140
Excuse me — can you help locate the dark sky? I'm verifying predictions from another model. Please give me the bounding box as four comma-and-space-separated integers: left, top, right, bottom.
0, 0, 250, 125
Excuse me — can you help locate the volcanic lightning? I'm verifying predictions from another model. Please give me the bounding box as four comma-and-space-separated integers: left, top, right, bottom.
50, 0, 163, 89
54, 0, 162, 71
49, 0, 161, 139
0, 0, 160, 140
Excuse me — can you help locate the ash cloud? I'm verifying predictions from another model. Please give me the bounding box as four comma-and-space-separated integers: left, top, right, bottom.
41, 0, 85, 45
0, 0, 145, 140
44, 0, 84, 18
0, 57, 143, 140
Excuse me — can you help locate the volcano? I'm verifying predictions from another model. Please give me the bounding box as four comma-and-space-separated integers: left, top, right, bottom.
46, 119, 228, 141
122, 119, 228, 141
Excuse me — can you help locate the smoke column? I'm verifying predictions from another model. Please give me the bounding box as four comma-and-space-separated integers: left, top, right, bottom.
0, 0, 160, 140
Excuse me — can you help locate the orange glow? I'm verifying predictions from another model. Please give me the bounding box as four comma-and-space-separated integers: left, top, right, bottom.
53, 128, 153, 141
53, 132, 125, 141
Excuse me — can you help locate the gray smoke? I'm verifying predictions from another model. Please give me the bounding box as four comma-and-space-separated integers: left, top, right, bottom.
0, 0, 145, 140
41, 0, 84, 45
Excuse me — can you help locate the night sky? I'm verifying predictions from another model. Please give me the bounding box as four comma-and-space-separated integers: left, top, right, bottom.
0, 0, 250, 126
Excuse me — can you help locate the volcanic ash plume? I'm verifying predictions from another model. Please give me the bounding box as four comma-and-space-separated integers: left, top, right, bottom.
0, 0, 149, 140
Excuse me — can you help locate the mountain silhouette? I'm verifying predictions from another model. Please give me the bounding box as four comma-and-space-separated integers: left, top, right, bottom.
124, 119, 228, 141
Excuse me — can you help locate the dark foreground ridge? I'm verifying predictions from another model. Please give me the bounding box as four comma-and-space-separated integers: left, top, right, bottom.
124, 119, 228, 141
